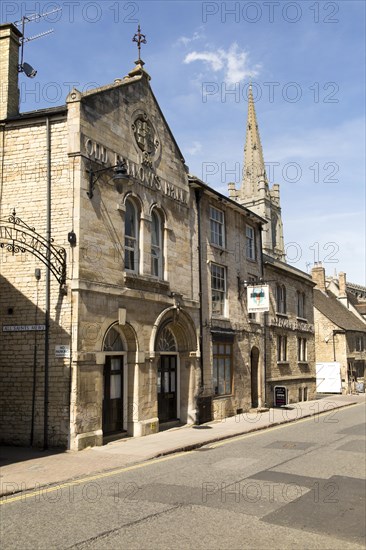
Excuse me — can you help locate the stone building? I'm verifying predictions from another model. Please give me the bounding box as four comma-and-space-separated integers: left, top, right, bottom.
1, 23, 202, 449
312, 265, 366, 390
228, 85, 317, 406
188, 177, 265, 419
326, 272, 366, 322
0, 23, 268, 449
1, 22, 320, 449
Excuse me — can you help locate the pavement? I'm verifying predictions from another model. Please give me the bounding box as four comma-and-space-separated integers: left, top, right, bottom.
1, 394, 365, 498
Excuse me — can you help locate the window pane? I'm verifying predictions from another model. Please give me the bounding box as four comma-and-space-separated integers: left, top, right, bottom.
111, 357, 122, 371
170, 370, 175, 392
212, 342, 232, 396
110, 374, 121, 399
210, 207, 224, 247
218, 358, 225, 395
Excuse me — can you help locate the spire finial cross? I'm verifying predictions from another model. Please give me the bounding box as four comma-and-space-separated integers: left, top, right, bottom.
132, 25, 147, 61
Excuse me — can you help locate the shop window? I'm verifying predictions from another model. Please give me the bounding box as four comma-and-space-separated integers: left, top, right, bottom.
210, 206, 225, 248
125, 198, 139, 272
211, 263, 227, 316
151, 209, 164, 278
213, 342, 233, 396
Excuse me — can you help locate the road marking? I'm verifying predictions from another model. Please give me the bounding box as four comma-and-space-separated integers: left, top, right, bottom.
0, 451, 192, 506
1, 401, 363, 506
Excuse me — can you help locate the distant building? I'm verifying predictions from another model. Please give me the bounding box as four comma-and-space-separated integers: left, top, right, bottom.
312, 264, 366, 391
326, 273, 366, 322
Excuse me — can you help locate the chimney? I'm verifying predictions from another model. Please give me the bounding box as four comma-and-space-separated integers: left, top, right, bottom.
338, 272, 347, 298
311, 263, 326, 292
0, 23, 22, 120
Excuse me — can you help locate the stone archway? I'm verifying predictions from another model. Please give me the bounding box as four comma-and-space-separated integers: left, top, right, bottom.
151, 307, 198, 426
102, 326, 126, 435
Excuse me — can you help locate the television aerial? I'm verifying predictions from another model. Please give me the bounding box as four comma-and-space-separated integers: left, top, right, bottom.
14, 7, 62, 78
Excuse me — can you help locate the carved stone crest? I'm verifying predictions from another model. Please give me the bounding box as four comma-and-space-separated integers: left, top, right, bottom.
132, 113, 159, 158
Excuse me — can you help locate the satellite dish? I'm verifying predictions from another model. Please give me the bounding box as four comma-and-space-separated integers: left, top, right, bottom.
21, 62, 37, 78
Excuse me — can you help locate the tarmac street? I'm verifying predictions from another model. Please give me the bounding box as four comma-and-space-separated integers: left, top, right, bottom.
0, 396, 365, 549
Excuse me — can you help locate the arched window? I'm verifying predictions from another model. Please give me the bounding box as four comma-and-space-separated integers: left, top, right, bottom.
157, 327, 177, 352
276, 284, 286, 314
103, 326, 124, 351
125, 198, 139, 272
151, 209, 163, 278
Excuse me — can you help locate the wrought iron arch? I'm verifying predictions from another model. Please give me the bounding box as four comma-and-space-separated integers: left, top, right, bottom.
0, 210, 66, 285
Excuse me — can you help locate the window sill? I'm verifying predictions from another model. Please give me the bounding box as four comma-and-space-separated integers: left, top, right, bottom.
211, 314, 229, 320
297, 317, 308, 322
277, 361, 289, 365
213, 394, 233, 399
246, 257, 257, 263
210, 243, 226, 252
276, 313, 288, 318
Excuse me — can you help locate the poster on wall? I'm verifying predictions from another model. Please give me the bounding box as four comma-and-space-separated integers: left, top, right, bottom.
274, 386, 287, 407
247, 285, 269, 313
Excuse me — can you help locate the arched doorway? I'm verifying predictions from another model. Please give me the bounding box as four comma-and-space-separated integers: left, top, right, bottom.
250, 346, 260, 408
102, 326, 126, 435
156, 326, 178, 423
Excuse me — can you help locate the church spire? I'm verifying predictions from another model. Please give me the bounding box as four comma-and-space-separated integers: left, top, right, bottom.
241, 83, 268, 201
229, 82, 285, 261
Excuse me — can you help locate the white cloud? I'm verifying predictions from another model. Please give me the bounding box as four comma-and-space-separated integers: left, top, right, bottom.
186, 141, 202, 155
176, 29, 205, 47
184, 43, 259, 85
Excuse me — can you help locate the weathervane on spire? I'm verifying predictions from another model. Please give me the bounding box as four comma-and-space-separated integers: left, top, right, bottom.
132, 25, 147, 62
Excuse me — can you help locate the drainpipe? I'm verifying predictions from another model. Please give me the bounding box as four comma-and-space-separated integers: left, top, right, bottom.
194, 188, 204, 392
259, 223, 267, 408
44, 117, 51, 450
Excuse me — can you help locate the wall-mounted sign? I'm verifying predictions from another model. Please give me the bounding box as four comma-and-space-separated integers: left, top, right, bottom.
55, 345, 70, 358
274, 386, 287, 407
2, 324, 45, 332
84, 137, 188, 205
270, 317, 314, 333
247, 285, 269, 313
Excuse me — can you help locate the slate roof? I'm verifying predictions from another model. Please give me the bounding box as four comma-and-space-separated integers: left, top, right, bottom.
314, 289, 366, 332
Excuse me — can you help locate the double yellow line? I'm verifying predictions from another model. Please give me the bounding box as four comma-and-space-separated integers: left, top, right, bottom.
1, 401, 362, 506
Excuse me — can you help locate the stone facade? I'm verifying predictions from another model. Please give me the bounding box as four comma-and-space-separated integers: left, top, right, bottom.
1, 22, 320, 449
312, 265, 366, 391
189, 178, 264, 419
264, 258, 316, 406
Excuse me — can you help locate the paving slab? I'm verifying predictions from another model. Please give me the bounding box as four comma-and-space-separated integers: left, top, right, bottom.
0, 394, 364, 498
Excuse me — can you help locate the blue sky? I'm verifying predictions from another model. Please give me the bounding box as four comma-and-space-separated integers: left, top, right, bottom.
3, 0, 365, 283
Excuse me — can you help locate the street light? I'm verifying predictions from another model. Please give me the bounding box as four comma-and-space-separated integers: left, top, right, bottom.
87, 160, 129, 199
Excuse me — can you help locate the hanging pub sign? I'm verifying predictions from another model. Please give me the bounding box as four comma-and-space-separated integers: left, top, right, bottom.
247, 285, 269, 313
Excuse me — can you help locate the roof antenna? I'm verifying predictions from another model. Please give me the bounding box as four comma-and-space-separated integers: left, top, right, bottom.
14, 7, 62, 78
